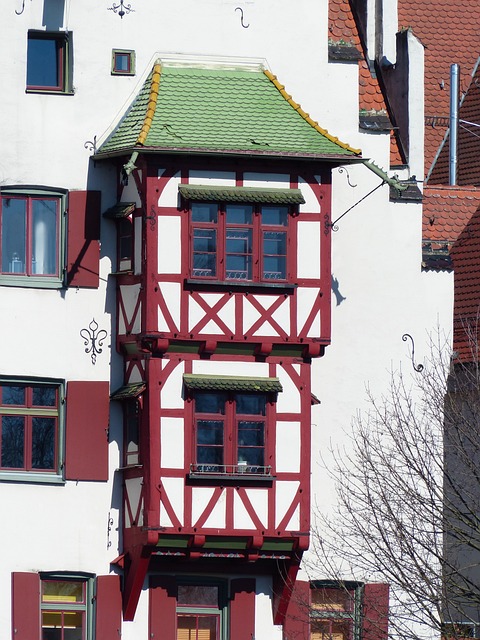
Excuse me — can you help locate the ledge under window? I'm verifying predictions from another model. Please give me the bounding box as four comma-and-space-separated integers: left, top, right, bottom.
185, 279, 296, 293
188, 463, 275, 484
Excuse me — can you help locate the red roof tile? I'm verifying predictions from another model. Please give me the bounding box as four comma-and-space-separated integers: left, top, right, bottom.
423, 186, 480, 244
398, 0, 480, 177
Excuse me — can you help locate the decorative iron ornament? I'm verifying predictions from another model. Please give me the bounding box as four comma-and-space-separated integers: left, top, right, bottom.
235, 6, 250, 28
80, 319, 108, 365
107, 511, 114, 549
84, 135, 97, 154
337, 166, 357, 188
108, 0, 134, 18
402, 333, 424, 372
144, 204, 157, 231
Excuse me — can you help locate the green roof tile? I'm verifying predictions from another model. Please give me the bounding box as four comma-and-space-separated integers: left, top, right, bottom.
183, 374, 283, 393
97, 63, 361, 160
178, 185, 305, 204
110, 382, 146, 400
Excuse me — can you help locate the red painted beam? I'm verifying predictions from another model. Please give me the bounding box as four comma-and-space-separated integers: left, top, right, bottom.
273, 556, 301, 626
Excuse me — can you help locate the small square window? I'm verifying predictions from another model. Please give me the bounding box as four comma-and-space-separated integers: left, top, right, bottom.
112, 49, 135, 76
27, 31, 72, 94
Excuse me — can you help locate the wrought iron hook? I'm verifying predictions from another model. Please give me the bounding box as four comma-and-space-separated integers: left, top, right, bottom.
15, 0, 29, 15
235, 7, 250, 28
402, 333, 424, 372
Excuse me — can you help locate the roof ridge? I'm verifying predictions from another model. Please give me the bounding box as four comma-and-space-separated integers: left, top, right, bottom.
263, 69, 361, 155
137, 63, 162, 146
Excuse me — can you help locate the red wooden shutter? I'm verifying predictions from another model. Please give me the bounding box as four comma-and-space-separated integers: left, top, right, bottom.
65, 381, 110, 481
283, 580, 310, 640
12, 572, 40, 640
149, 576, 177, 640
230, 578, 256, 640
362, 583, 389, 640
67, 190, 101, 288
95, 575, 122, 639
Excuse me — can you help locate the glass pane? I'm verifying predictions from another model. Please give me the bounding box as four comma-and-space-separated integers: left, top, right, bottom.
263, 255, 286, 280
236, 394, 266, 415
42, 611, 83, 640
311, 619, 351, 640
311, 588, 352, 611
178, 585, 219, 606
27, 37, 59, 88
32, 417, 55, 469
197, 421, 224, 445
226, 204, 253, 225
195, 393, 226, 414
238, 421, 264, 446
261, 205, 288, 226
1, 416, 25, 468
238, 447, 264, 466
42, 611, 62, 639
114, 53, 130, 72
32, 385, 57, 407
263, 231, 287, 280
226, 228, 252, 280
32, 199, 58, 275
191, 203, 217, 223
197, 446, 223, 466
1, 384, 26, 405
42, 580, 85, 603
1, 197, 26, 274
193, 229, 217, 277
177, 615, 218, 640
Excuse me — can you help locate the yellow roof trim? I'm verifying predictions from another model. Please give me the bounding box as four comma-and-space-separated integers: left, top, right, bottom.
263, 69, 361, 156
137, 63, 162, 146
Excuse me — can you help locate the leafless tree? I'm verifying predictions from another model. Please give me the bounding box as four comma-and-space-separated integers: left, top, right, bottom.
309, 330, 480, 640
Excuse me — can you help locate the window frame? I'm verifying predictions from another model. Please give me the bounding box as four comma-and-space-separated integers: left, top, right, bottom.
189, 200, 291, 285
111, 49, 136, 76
0, 186, 67, 288
26, 30, 73, 95
40, 572, 94, 640
310, 581, 363, 640
0, 377, 65, 484
176, 579, 228, 640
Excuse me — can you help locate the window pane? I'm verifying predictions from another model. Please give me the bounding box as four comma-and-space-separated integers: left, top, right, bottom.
311, 588, 352, 611
1, 384, 26, 405
193, 229, 217, 278
178, 585, 219, 606
226, 229, 252, 280
32, 385, 57, 407
177, 615, 218, 640
195, 393, 226, 414
238, 421, 264, 446
226, 204, 253, 225
32, 417, 55, 469
263, 231, 287, 280
27, 37, 59, 88
261, 205, 288, 226
1, 416, 25, 468
114, 52, 130, 72
197, 421, 224, 445
236, 394, 266, 415
192, 203, 217, 223
42, 611, 62, 639
1, 198, 26, 274
32, 199, 58, 275
42, 580, 85, 603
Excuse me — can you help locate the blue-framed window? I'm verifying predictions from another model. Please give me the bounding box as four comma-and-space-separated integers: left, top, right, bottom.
27, 31, 73, 94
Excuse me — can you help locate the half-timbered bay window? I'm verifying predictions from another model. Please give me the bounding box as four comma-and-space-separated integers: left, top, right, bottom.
184, 374, 282, 476
0, 379, 63, 480
179, 185, 305, 284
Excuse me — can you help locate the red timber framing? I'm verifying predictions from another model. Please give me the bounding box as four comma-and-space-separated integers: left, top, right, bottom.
114, 154, 333, 623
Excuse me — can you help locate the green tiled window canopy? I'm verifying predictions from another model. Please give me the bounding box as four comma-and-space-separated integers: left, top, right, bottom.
183, 374, 283, 393
110, 382, 146, 400
178, 184, 305, 205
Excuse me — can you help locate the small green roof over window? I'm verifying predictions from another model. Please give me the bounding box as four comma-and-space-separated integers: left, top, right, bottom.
183, 374, 282, 393
103, 202, 136, 219
110, 382, 146, 400
96, 62, 361, 161
178, 185, 305, 205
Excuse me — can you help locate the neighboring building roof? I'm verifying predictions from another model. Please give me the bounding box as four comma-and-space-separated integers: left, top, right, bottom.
96, 62, 361, 161
428, 63, 480, 186
397, 0, 480, 178
422, 186, 480, 270
451, 200, 480, 359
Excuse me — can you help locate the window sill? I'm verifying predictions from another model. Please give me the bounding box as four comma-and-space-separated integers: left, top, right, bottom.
25, 88, 74, 96
0, 275, 64, 289
0, 471, 64, 485
185, 279, 296, 293
188, 472, 275, 485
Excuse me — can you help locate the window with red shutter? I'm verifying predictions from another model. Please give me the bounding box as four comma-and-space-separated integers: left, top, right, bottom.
67, 191, 101, 288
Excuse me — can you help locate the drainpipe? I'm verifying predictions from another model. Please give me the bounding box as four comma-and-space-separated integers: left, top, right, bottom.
449, 63, 459, 185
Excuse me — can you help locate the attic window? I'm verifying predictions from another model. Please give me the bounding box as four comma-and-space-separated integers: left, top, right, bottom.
112, 49, 135, 76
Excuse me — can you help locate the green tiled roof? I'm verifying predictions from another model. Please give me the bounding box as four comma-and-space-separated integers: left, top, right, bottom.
178, 185, 305, 205
103, 202, 136, 219
97, 63, 361, 160
183, 374, 283, 393
110, 382, 146, 400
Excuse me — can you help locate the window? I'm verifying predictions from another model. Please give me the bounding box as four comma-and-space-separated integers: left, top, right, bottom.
190, 202, 289, 283
310, 583, 362, 640
0, 379, 63, 482
177, 583, 226, 640
112, 49, 135, 75
41, 574, 93, 640
0, 188, 66, 287
27, 31, 72, 94
184, 374, 282, 477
